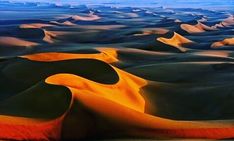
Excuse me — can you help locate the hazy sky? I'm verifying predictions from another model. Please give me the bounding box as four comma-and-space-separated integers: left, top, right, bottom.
1, 0, 234, 9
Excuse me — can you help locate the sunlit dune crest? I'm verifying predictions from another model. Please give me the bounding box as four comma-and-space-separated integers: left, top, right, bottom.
46, 66, 147, 112
211, 37, 234, 48
43, 30, 71, 43
50, 21, 76, 26
157, 32, 194, 52
134, 28, 169, 36
20, 48, 118, 63
20, 23, 54, 29
181, 22, 216, 34
45, 70, 234, 140
71, 12, 101, 21
213, 15, 234, 28
219, 15, 234, 27
0, 36, 39, 47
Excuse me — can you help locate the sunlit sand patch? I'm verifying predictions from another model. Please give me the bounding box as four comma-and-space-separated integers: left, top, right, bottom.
174, 19, 182, 23
157, 32, 194, 52
71, 12, 101, 21
20, 48, 119, 63
42, 30, 72, 43
211, 37, 234, 48
194, 50, 231, 58
0, 36, 39, 47
134, 28, 169, 36
213, 15, 234, 28
50, 21, 76, 26
181, 22, 216, 34
20, 23, 54, 29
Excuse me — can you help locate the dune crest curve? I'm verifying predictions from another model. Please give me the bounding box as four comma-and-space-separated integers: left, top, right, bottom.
157, 32, 194, 52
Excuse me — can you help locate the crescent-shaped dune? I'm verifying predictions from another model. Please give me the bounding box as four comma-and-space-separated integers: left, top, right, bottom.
0, 36, 39, 47
157, 32, 194, 52
211, 38, 234, 48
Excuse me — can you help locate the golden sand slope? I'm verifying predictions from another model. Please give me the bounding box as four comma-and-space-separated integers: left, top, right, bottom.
211, 38, 234, 48
0, 36, 39, 47
20, 48, 119, 63
157, 32, 194, 52
20, 23, 54, 29
181, 22, 216, 34
46, 65, 234, 140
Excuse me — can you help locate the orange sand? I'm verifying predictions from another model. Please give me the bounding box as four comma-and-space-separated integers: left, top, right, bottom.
20, 48, 119, 63
157, 32, 194, 52
181, 22, 216, 34
211, 38, 234, 48
20, 23, 54, 29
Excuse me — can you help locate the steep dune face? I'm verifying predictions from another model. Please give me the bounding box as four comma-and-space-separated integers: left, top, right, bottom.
21, 48, 119, 63
211, 38, 234, 48
181, 22, 216, 34
0, 36, 39, 47
157, 32, 194, 52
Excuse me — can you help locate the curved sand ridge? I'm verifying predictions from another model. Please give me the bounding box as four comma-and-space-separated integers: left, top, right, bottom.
21, 48, 119, 63
157, 32, 194, 52
2, 52, 234, 140
0, 36, 39, 47
181, 22, 216, 34
211, 37, 234, 48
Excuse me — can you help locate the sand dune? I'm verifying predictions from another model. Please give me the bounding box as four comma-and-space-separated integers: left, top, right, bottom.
71, 12, 101, 21
0, 36, 39, 47
21, 48, 118, 63
20, 23, 54, 29
157, 32, 194, 52
2, 2, 234, 140
134, 28, 169, 36
211, 37, 234, 48
212, 15, 234, 28
50, 21, 76, 26
42, 30, 71, 43
181, 22, 216, 34
76, 25, 126, 30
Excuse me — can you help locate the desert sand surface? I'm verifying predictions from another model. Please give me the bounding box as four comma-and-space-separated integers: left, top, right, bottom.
0, 1, 234, 140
